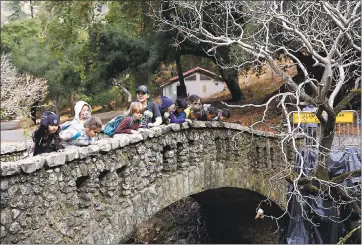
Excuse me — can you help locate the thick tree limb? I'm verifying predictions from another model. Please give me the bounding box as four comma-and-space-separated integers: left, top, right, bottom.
334, 89, 361, 113
330, 169, 362, 184
337, 225, 361, 244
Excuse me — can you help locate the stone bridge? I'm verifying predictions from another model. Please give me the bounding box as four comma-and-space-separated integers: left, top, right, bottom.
0, 121, 302, 244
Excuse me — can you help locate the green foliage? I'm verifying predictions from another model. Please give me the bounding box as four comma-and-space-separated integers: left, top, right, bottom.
0, 18, 41, 53
37, 1, 93, 55
105, 1, 142, 38
228, 43, 256, 71
91, 87, 121, 106
85, 22, 151, 93
1, 0, 233, 110
10, 37, 55, 77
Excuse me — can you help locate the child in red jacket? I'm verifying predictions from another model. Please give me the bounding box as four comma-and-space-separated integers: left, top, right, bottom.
115, 102, 144, 134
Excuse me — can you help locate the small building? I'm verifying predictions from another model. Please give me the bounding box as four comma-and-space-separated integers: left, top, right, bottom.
159, 67, 225, 102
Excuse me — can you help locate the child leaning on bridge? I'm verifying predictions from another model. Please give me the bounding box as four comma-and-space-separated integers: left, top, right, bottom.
206, 106, 219, 121
184, 94, 201, 118
174, 97, 189, 119
59, 116, 102, 146
218, 108, 232, 121
161, 96, 192, 125
32, 111, 65, 156
114, 102, 144, 134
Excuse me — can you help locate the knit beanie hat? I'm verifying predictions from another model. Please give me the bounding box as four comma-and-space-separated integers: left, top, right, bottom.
160, 96, 174, 113
40, 111, 59, 127
175, 98, 188, 109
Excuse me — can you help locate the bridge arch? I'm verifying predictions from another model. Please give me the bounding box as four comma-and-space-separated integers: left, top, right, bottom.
0, 122, 301, 244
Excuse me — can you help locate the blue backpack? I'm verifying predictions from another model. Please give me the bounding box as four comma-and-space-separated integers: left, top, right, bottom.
60, 121, 83, 140
104, 115, 133, 137
60, 121, 73, 131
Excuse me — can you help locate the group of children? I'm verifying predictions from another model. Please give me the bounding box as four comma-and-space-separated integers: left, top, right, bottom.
31, 85, 231, 156
113, 86, 231, 133
32, 101, 102, 156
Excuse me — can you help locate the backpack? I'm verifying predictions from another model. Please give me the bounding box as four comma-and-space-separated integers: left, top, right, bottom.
60, 121, 73, 131
60, 121, 83, 140
104, 115, 133, 137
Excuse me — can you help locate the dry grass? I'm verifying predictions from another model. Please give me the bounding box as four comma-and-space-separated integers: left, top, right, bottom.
203, 56, 297, 104
226, 106, 284, 133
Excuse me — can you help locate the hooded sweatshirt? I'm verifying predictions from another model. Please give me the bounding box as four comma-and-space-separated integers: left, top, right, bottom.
60, 101, 92, 130
59, 123, 94, 146
73, 101, 92, 125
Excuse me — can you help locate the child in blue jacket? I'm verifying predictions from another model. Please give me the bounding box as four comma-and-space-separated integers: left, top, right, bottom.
160, 96, 191, 124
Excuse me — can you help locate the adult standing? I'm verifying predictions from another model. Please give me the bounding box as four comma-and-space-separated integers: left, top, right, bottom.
135, 85, 162, 128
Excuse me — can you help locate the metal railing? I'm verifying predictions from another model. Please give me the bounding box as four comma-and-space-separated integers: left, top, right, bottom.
288, 110, 361, 149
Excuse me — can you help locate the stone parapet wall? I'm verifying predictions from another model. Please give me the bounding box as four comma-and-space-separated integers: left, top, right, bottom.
0, 141, 32, 162
0, 121, 302, 244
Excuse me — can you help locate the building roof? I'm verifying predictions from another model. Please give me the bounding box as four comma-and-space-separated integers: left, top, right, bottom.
159, 67, 223, 87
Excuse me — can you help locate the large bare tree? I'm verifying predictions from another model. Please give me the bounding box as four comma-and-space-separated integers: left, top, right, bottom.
1, 54, 46, 120
150, 0, 361, 241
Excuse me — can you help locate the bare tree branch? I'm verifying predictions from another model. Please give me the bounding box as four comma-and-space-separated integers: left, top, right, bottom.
0, 54, 47, 119
149, 0, 361, 238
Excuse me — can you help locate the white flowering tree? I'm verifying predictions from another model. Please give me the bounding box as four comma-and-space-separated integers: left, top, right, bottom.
1, 54, 47, 121
150, 0, 361, 242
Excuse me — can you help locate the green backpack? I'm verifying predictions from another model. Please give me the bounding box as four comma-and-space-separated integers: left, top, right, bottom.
104, 115, 133, 137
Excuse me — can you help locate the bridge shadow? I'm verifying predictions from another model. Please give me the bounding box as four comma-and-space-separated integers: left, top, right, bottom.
192, 187, 287, 244
126, 187, 287, 244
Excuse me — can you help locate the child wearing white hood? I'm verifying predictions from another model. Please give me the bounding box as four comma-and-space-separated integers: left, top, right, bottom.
73, 101, 92, 125
60, 101, 92, 130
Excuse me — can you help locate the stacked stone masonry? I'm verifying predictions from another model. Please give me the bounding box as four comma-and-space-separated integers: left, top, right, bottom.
0, 141, 32, 162
0, 121, 302, 244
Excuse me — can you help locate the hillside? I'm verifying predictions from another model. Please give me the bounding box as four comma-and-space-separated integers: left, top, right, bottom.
202, 56, 298, 104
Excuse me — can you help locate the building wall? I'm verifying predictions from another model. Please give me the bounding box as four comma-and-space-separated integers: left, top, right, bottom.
162, 72, 225, 101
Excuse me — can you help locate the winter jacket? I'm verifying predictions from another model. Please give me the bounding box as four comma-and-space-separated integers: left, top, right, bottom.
32, 130, 64, 156
115, 116, 141, 134
59, 124, 93, 146
132, 100, 162, 127
184, 107, 191, 118
175, 111, 187, 119
169, 112, 185, 124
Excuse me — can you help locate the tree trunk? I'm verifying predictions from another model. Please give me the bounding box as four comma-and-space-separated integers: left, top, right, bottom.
175, 50, 187, 98
217, 67, 243, 102
316, 115, 336, 180
55, 95, 60, 117
70, 91, 75, 117
30, 1, 34, 18
30, 101, 38, 124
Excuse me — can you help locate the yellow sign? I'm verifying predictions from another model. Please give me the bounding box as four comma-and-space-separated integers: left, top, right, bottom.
293, 111, 354, 124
